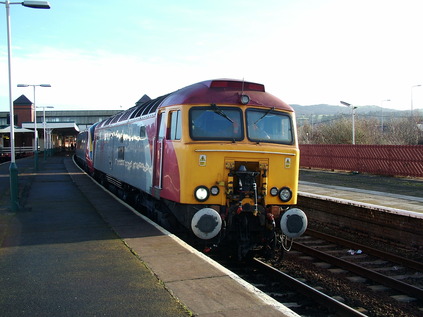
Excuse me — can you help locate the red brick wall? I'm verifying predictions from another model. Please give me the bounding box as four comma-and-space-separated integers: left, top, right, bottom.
14, 104, 34, 127
299, 144, 423, 177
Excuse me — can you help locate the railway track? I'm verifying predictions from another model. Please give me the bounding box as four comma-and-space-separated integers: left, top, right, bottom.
212, 253, 366, 316
210, 226, 423, 316
252, 258, 367, 316
273, 229, 423, 316
295, 229, 423, 298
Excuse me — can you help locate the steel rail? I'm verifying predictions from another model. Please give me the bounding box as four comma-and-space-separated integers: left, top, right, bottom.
306, 228, 423, 272
293, 241, 423, 300
252, 258, 367, 317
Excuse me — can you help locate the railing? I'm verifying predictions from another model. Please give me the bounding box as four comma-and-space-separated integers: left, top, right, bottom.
299, 144, 423, 177
0, 146, 34, 157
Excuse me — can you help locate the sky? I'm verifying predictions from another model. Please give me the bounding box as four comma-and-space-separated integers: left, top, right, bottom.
0, 0, 422, 112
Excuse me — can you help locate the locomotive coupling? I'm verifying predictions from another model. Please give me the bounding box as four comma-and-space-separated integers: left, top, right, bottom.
191, 208, 222, 240
280, 208, 308, 238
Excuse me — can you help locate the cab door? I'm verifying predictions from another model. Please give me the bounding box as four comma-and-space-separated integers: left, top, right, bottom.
152, 111, 166, 198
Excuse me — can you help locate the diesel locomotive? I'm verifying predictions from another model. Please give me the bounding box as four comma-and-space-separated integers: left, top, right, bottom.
76, 79, 307, 259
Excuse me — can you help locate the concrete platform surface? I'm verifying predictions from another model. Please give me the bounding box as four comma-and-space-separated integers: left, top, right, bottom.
299, 169, 423, 214
0, 154, 297, 317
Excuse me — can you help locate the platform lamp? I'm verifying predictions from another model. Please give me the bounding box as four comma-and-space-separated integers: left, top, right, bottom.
340, 101, 357, 145
1, 0, 51, 211
37, 105, 54, 160
380, 99, 390, 133
17, 84, 51, 169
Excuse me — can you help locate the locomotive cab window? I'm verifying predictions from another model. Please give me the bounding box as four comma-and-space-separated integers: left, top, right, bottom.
189, 105, 243, 141
158, 112, 167, 139
246, 109, 293, 144
169, 110, 181, 140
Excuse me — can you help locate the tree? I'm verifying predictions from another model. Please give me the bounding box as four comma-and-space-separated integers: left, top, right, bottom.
298, 114, 422, 145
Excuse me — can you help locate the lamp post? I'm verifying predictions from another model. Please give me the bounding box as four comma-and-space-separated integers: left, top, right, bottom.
17, 83, 51, 169
411, 84, 422, 117
340, 101, 357, 145
1, 0, 51, 211
380, 99, 390, 133
37, 105, 54, 160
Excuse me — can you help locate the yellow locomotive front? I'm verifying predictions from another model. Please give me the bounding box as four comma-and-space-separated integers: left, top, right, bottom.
159, 81, 307, 259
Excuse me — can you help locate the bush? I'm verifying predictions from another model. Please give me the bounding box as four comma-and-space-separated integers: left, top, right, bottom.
298, 115, 422, 145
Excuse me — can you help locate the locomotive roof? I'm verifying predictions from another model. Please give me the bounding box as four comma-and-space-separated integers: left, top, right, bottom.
160, 79, 293, 112
97, 79, 293, 128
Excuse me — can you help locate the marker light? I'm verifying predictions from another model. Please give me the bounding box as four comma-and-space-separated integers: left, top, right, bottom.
270, 187, 279, 196
240, 94, 250, 105
210, 186, 220, 196
194, 186, 210, 202
279, 187, 292, 202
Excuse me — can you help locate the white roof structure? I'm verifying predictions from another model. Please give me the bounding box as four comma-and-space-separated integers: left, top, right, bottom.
0, 126, 34, 133
22, 122, 80, 135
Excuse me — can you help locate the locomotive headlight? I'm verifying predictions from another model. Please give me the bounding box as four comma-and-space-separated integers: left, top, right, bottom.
279, 187, 292, 202
240, 94, 250, 105
194, 186, 210, 202
270, 187, 279, 196
210, 186, 220, 196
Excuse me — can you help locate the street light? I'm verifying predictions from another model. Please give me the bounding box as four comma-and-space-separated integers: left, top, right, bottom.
411, 84, 422, 117
340, 100, 357, 145
22, 1, 50, 8
380, 99, 390, 133
37, 105, 54, 159
17, 83, 51, 169
1, 0, 51, 211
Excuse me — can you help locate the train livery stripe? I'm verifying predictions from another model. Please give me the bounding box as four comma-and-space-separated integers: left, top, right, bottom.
194, 149, 297, 156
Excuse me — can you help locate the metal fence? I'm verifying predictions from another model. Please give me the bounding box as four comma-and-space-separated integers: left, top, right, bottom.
0, 146, 33, 161
299, 144, 423, 177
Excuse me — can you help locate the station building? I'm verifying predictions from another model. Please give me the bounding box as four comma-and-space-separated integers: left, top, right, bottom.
0, 94, 121, 156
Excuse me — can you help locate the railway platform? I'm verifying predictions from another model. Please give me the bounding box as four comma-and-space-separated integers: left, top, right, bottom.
0, 154, 296, 317
299, 169, 423, 214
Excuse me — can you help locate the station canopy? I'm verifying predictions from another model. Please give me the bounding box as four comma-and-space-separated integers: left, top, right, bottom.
0, 126, 34, 133
22, 122, 80, 136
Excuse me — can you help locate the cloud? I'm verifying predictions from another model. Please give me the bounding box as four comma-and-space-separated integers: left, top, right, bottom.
1, 47, 199, 110
1, 0, 422, 111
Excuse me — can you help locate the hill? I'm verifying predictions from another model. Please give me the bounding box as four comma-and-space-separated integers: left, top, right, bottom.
290, 104, 399, 116
290, 104, 422, 126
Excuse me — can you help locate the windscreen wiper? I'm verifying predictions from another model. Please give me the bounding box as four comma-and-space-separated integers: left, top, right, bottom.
254, 107, 275, 125
211, 103, 234, 123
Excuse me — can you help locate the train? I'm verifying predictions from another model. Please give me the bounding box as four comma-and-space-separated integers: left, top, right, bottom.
75, 79, 307, 259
